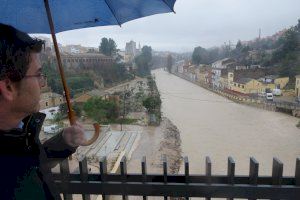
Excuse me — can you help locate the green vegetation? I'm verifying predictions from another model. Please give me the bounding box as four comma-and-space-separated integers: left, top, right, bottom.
67, 76, 94, 96
166, 54, 173, 73
42, 37, 134, 97
82, 97, 138, 124
98, 62, 133, 85
99, 37, 117, 56
135, 46, 152, 77
143, 95, 161, 113
83, 97, 119, 123
142, 76, 162, 124
42, 62, 94, 96
42, 61, 63, 94
191, 19, 300, 79
192, 46, 210, 65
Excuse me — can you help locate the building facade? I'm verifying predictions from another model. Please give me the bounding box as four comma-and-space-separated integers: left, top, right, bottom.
40, 92, 64, 110
211, 58, 236, 88
51, 53, 113, 69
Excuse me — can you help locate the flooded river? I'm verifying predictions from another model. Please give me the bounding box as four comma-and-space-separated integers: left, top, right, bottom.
153, 69, 300, 176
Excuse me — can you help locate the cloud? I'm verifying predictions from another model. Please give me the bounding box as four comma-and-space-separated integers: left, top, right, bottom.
32, 0, 300, 52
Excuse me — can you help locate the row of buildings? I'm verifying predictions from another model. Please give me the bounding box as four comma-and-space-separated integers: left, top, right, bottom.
177, 58, 300, 98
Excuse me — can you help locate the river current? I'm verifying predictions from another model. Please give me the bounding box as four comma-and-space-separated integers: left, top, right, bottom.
153, 69, 300, 176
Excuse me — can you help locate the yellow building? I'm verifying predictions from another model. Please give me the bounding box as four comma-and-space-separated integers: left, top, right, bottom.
40, 92, 64, 110
230, 78, 260, 94
229, 78, 276, 94
274, 77, 289, 89
228, 71, 289, 94
196, 66, 211, 84
296, 75, 300, 97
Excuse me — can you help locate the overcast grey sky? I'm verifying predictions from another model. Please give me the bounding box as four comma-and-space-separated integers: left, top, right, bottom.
34, 0, 300, 53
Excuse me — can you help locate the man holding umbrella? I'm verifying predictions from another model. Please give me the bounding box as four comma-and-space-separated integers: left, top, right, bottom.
0, 1, 177, 199
0, 23, 86, 199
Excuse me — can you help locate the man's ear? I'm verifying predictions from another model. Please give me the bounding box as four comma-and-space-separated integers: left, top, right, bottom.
0, 79, 16, 101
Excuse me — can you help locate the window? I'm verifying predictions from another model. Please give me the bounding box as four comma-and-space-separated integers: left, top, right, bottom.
46, 102, 48, 106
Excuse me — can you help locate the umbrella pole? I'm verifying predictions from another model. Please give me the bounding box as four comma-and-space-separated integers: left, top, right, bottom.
43, 0, 100, 148
44, 0, 75, 124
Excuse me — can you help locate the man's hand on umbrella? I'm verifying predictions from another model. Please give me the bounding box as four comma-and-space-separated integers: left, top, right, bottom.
62, 122, 87, 147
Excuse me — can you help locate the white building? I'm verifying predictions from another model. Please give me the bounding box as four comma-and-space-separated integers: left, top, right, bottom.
211, 58, 235, 88
40, 106, 59, 120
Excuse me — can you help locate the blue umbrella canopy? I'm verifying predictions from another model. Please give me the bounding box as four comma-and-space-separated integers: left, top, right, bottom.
0, 0, 176, 33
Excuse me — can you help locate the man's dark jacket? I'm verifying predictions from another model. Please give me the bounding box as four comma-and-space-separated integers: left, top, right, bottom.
0, 112, 77, 199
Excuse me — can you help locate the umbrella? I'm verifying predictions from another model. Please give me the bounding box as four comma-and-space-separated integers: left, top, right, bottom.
0, 0, 176, 146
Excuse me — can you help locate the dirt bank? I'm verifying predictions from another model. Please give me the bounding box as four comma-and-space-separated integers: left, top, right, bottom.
125, 117, 182, 174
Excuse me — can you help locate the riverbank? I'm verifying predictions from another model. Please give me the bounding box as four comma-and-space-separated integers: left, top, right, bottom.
124, 117, 182, 174
172, 71, 300, 119
153, 69, 300, 176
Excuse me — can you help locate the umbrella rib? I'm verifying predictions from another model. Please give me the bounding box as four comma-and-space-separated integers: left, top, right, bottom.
162, 0, 176, 13
104, 0, 121, 27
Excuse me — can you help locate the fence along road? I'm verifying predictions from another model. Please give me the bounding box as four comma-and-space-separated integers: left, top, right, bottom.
153, 69, 300, 176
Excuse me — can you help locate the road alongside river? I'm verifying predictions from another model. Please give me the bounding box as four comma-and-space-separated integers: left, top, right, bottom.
153, 69, 300, 176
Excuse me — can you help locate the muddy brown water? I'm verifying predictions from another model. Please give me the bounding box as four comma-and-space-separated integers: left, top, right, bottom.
153, 69, 300, 176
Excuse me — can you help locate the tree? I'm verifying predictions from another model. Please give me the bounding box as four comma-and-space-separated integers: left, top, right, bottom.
83, 97, 119, 123
99, 37, 117, 56
166, 54, 173, 73
142, 95, 161, 113
135, 45, 152, 77
192, 46, 209, 65
236, 40, 242, 50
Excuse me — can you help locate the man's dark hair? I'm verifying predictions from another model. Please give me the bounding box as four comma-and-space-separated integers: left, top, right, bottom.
0, 23, 44, 81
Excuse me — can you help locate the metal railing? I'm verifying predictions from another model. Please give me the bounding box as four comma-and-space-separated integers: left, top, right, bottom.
53, 155, 300, 200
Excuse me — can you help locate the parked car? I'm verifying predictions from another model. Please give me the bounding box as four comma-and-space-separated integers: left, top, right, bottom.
266, 93, 274, 101
272, 88, 282, 96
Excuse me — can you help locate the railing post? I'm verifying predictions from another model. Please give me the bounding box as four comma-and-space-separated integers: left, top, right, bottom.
163, 154, 168, 200
79, 157, 91, 200
272, 157, 283, 185
120, 156, 128, 200
227, 156, 235, 200
184, 156, 189, 200
271, 157, 283, 200
296, 158, 300, 186
99, 157, 108, 200
141, 156, 147, 200
249, 157, 259, 200
60, 159, 72, 200
205, 156, 212, 200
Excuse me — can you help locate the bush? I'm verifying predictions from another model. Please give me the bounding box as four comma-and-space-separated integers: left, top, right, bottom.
83, 97, 119, 123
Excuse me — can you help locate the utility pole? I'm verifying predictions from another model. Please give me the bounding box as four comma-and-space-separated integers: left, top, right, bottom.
121, 85, 126, 131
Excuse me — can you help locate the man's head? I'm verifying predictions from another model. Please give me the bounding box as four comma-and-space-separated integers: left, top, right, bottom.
0, 23, 45, 117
